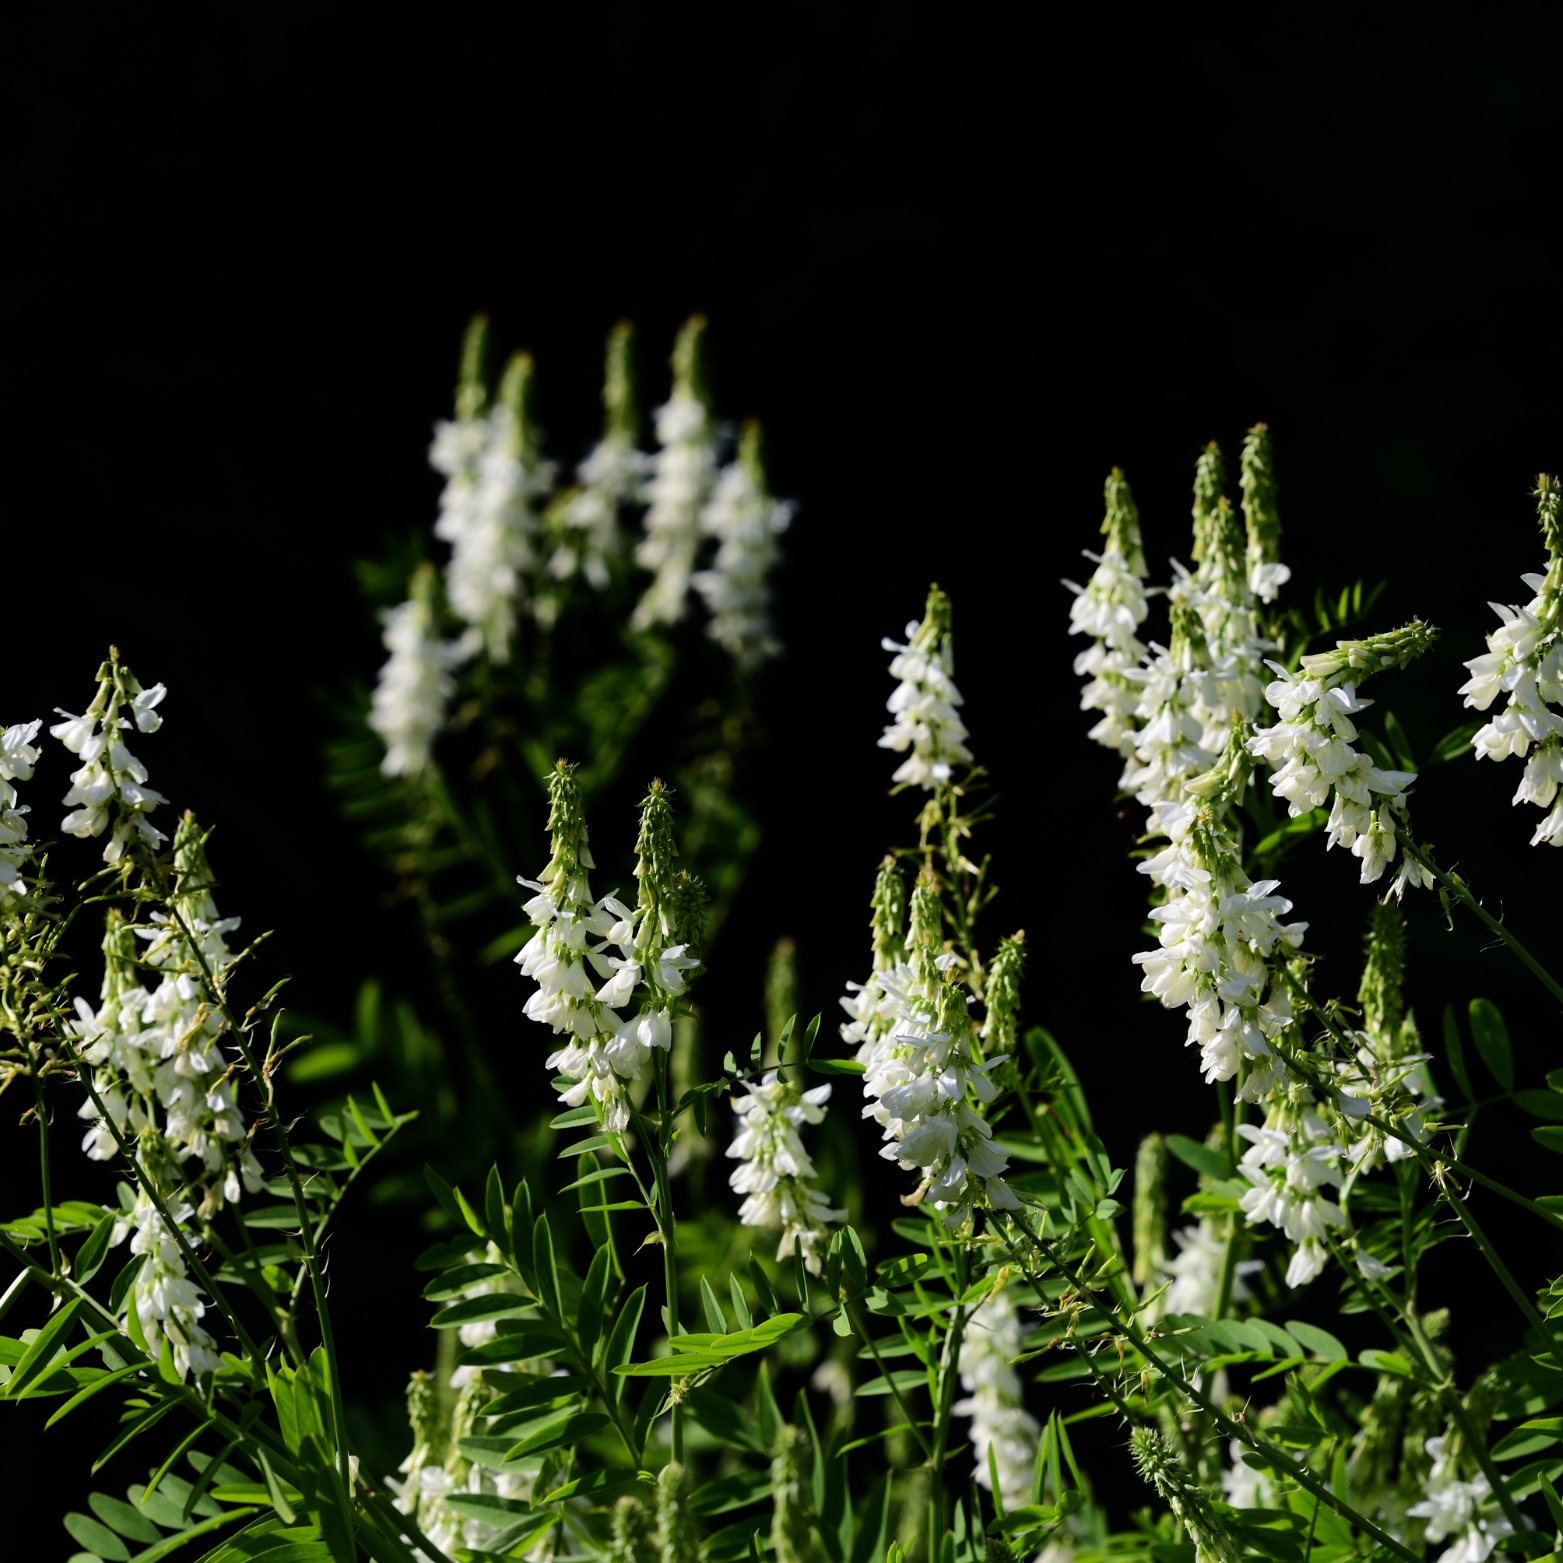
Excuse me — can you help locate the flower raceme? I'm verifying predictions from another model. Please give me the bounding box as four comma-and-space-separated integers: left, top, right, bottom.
878, 586, 974, 790
514, 765, 698, 1131
1457, 473, 1562, 847
369, 563, 464, 779
634, 316, 718, 631
954, 1288, 1041, 1513
0, 718, 42, 907
725, 1069, 845, 1275
50, 654, 169, 862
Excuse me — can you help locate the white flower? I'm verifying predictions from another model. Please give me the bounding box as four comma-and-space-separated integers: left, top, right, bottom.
633, 385, 717, 630
1458, 485, 1561, 847
1408, 1434, 1514, 1562
50, 671, 170, 861
726, 1071, 845, 1274
369, 581, 464, 778
1249, 661, 1421, 887
954, 1288, 1040, 1512
691, 441, 793, 670
1221, 1437, 1273, 1510
1236, 1105, 1345, 1286
433, 402, 552, 665
124, 1192, 223, 1380
878, 617, 973, 789
0, 719, 42, 906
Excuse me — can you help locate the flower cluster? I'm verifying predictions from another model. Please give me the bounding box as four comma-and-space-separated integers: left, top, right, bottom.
119, 1191, 224, 1380
1248, 622, 1437, 894
369, 563, 464, 779
726, 1069, 845, 1274
878, 586, 973, 789
1158, 1218, 1259, 1317
547, 322, 647, 592
1458, 473, 1562, 847
954, 1287, 1041, 1512
1066, 469, 1151, 758
0, 719, 42, 908
72, 819, 263, 1214
1130, 734, 1308, 1102
515, 766, 698, 1131
432, 352, 554, 666
634, 316, 718, 631
50, 655, 168, 862
1407, 1435, 1513, 1563
857, 882, 1018, 1230
691, 421, 793, 670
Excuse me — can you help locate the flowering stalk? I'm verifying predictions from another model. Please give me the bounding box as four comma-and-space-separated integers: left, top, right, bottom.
50, 649, 168, 863
434, 341, 553, 666
1249, 620, 1437, 895
0, 720, 42, 911
1065, 467, 1150, 758
1458, 472, 1562, 848
726, 1068, 844, 1275
692, 420, 793, 670
633, 315, 717, 631
953, 1286, 1040, 1513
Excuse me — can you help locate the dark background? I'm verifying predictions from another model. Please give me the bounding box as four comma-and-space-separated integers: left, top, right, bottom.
6, 7, 1560, 1549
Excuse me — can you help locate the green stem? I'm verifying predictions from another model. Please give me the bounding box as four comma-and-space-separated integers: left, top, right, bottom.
1403, 838, 1563, 1006
31, 1057, 60, 1278
652, 1051, 682, 1465
927, 1246, 971, 1543
851, 1302, 932, 1460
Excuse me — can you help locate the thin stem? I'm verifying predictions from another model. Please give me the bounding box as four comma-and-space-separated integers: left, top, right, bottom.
31, 1056, 60, 1278
850, 1301, 932, 1460
652, 1049, 682, 1464
1403, 838, 1563, 1007
927, 1245, 971, 1543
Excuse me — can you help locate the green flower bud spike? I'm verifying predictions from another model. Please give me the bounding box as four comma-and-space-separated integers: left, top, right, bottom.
1357, 903, 1406, 1043
1190, 441, 1227, 564
1102, 466, 1147, 576
494, 349, 539, 464
1133, 1132, 1170, 1288
770, 1424, 816, 1563
542, 760, 594, 890
671, 313, 710, 411
654, 1460, 699, 1563
1240, 422, 1282, 569
633, 779, 679, 955
765, 936, 799, 1063
1131, 1425, 1240, 1563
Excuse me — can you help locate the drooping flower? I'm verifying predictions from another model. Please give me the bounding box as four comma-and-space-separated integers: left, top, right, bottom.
954, 1287, 1041, 1512
879, 585, 973, 789
1248, 620, 1437, 893
369, 563, 464, 779
122, 1191, 224, 1380
633, 315, 718, 630
1066, 469, 1151, 758
692, 420, 793, 670
726, 1069, 845, 1274
1236, 1096, 1344, 1288
1458, 473, 1562, 847
50, 653, 169, 862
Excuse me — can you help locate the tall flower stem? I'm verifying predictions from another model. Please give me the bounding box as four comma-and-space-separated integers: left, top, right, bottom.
652, 1048, 683, 1463
30, 1056, 60, 1278
1403, 838, 1563, 1006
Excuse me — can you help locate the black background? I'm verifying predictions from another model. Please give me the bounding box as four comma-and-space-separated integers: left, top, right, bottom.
6, 7, 1560, 1550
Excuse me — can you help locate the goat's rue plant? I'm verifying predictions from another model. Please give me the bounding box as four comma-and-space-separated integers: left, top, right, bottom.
4, 369, 1560, 1563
